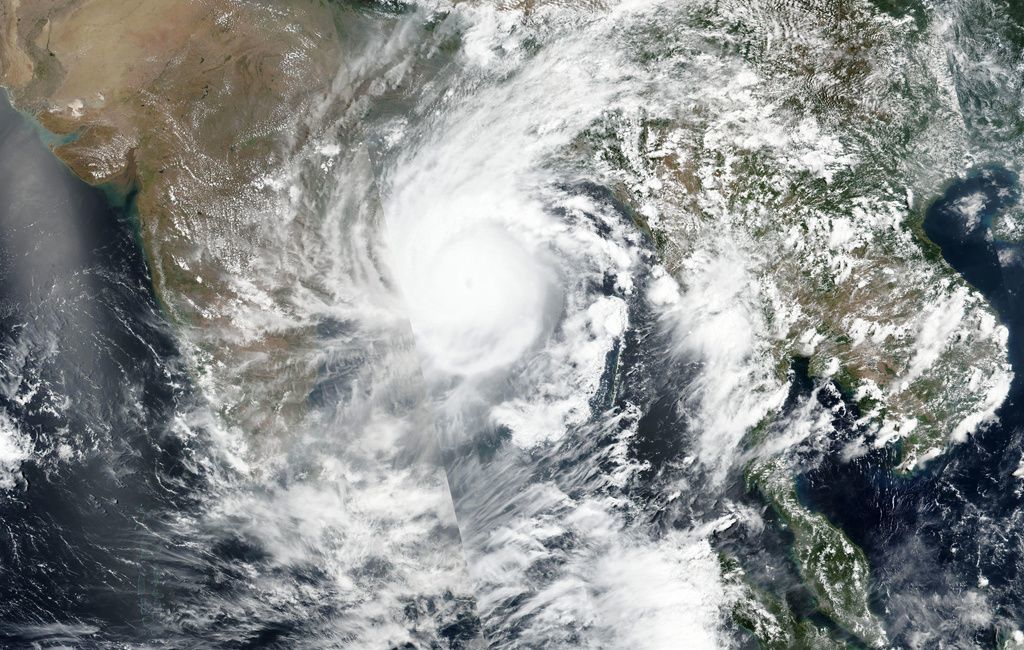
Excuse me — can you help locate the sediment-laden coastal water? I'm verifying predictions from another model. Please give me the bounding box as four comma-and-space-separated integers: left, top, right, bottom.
0, 91, 200, 642
797, 167, 1024, 645
2, 0, 1024, 647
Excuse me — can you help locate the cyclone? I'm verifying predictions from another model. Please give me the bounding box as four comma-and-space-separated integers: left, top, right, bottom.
2, 0, 1024, 647
386, 209, 558, 376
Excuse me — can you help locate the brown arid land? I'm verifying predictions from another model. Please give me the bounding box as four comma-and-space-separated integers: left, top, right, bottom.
0, 0, 348, 443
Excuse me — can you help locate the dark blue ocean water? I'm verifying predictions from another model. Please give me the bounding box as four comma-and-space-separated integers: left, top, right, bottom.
3, 83, 1023, 646
796, 165, 1024, 645
0, 92, 207, 644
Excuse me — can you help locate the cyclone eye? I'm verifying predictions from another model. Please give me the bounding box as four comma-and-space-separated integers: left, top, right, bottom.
392, 223, 556, 377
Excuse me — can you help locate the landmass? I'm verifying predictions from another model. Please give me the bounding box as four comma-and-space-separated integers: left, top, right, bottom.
1, 0, 1020, 646
581, 0, 1018, 644
0, 0, 347, 445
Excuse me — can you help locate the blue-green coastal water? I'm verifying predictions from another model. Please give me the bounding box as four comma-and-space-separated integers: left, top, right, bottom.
797, 166, 1024, 645
0, 91, 203, 644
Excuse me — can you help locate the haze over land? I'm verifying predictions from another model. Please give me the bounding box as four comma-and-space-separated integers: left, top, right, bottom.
1, 0, 1024, 646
